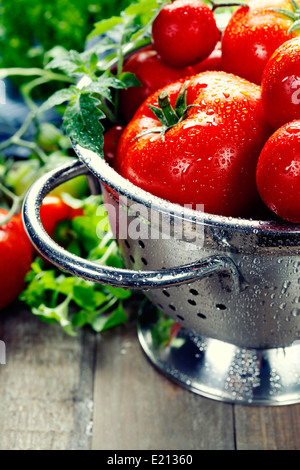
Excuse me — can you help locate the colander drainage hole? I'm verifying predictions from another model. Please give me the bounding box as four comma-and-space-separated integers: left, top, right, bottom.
197, 313, 206, 319
188, 299, 197, 306
189, 288, 199, 296
138, 240, 145, 249
125, 240, 130, 249
129, 255, 135, 263
216, 304, 227, 310
141, 257, 148, 265
177, 315, 185, 321
169, 304, 176, 311
163, 289, 170, 297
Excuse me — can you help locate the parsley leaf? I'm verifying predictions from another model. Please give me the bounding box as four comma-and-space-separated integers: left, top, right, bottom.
20, 195, 132, 336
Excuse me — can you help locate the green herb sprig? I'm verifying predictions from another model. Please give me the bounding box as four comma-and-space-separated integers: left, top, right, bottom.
20, 194, 132, 336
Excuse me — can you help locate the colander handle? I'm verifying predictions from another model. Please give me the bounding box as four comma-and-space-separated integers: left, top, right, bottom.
22, 159, 245, 291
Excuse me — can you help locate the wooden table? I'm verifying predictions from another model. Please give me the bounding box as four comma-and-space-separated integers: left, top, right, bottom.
1, 298, 300, 451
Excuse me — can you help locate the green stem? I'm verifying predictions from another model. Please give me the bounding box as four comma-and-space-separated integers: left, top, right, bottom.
0, 67, 76, 83
96, 241, 117, 265
207, 0, 247, 11
0, 110, 47, 164
0, 110, 35, 152
174, 81, 188, 117
21, 77, 53, 113
14, 111, 36, 140
158, 91, 179, 127
13, 139, 48, 164
99, 99, 117, 124
96, 37, 151, 75
0, 182, 22, 226
93, 296, 118, 317
290, 0, 300, 13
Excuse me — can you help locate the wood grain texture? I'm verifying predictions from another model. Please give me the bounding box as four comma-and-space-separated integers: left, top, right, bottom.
234, 404, 300, 450
1, 302, 300, 450
91, 314, 235, 451
0, 304, 96, 450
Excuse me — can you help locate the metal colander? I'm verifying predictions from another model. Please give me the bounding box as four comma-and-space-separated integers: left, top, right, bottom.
22, 144, 300, 406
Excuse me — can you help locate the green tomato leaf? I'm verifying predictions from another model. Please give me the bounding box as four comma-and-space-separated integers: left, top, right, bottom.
87, 16, 124, 39
118, 71, 141, 88
81, 72, 128, 103
63, 92, 105, 155
38, 86, 78, 113
46, 49, 86, 74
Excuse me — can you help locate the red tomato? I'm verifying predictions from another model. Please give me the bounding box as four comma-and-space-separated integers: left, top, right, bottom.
256, 120, 300, 223
192, 41, 223, 74
103, 125, 125, 166
119, 46, 195, 122
261, 37, 300, 130
221, 0, 300, 85
114, 71, 271, 218
151, 0, 220, 68
40, 196, 83, 236
0, 209, 33, 311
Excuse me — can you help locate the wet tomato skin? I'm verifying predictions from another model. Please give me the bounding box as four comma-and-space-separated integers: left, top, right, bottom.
151, 0, 220, 68
256, 120, 300, 224
0, 209, 33, 311
192, 42, 223, 74
115, 71, 272, 218
119, 46, 195, 122
103, 125, 125, 166
40, 196, 84, 237
222, 0, 300, 85
261, 37, 300, 130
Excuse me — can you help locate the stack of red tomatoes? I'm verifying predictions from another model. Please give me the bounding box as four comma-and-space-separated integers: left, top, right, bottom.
106, 0, 300, 224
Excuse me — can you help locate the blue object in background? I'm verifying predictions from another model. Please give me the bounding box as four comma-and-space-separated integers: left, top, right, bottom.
0, 79, 61, 159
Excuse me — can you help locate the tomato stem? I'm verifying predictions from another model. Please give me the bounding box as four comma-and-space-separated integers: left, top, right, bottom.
158, 91, 179, 127
207, 0, 247, 12
132, 81, 196, 142
174, 81, 188, 117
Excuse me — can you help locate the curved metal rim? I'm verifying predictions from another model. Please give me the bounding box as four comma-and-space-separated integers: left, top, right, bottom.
21, 159, 244, 290
73, 142, 300, 237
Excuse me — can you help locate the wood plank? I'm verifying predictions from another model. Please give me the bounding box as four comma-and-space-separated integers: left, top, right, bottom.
0, 303, 96, 450
234, 404, 300, 450
92, 306, 235, 451
3, 301, 300, 450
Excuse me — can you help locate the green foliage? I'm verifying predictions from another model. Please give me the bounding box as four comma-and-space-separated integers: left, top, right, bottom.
20, 194, 132, 336
0, 0, 132, 69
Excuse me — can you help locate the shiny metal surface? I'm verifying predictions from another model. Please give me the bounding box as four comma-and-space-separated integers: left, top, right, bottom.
22, 159, 243, 290
21, 144, 300, 405
138, 303, 300, 406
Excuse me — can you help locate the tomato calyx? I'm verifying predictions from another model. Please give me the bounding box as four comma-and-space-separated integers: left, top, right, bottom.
269, 0, 300, 34
133, 81, 199, 142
